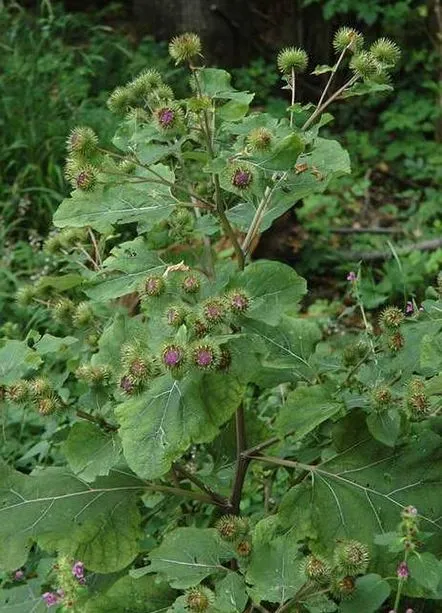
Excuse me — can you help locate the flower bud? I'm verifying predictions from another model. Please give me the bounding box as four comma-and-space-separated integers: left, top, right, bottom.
227, 290, 250, 314
202, 298, 227, 325
144, 275, 165, 297
169, 33, 202, 65
277, 47, 308, 74
217, 348, 232, 372
216, 514, 249, 541
120, 375, 136, 394
107, 86, 133, 115
30, 377, 52, 398
128, 69, 163, 99
73, 302, 94, 327
342, 341, 368, 367
350, 52, 379, 80
16, 285, 36, 307
370, 38, 401, 67
302, 555, 331, 584
118, 159, 137, 175
165, 305, 187, 327
247, 127, 273, 152
76, 364, 111, 385
6, 381, 30, 403
52, 298, 75, 324
156, 84, 175, 101
228, 163, 254, 190
37, 396, 59, 416
182, 274, 200, 294
406, 378, 429, 417
236, 539, 252, 557
380, 306, 405, 329
66, 126, 98, 156
333, 27, 363, 53
387, 331, 405, 352
154, 104, 183, 131
185, 586, 214, 612
162, 344, 186, 370
72, 165, 98, 191
191, 343, 220, 370
332, 575, 356, 600
334, 540, 370, 575
371, 386, 392, 410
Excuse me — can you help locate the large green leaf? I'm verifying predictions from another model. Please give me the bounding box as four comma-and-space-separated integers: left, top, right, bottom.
85, 575, 176, 613
278, 426, 442, 559
0, 463, 142, 572
0, 579, 46, 613
148, 528, 233, 588
116, 372, 244, 480
276, 384, 342, 439
232, 260, 307, 325
0, 341, 41, 385
63, 422, 122, 482
246, 531, 303, 604
86, 237, 165, 301
214, 572, 248, 613
53, 164, 175, 232
227, 138, 350, 232
243, 316, 320, 386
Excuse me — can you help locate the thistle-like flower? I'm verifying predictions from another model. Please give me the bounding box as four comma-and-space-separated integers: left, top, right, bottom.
277, 47, 308, 74
120, 375, 136, 394
107, 86, 134, 115
52, 298, 75, 324
202, 298, 226, 325
16, 285, 36, 307
30, 377, 52, 398
72, 165, 98, 191
406, 378, 430, 417
76, 364, 111, 385
371, 386, 392, 410
162, 344, 186, 370
66, 126, 98, 156
185, 586, 214, 612
333, 27, 364, 53
154, 105, 183, 131
6, 381, 30, 403
334, 540, 370, 575
387, 331, 405, 352
37, 396, 59, 416
397, 561, 409, 579
73, 302, 94, 327
182, 274, 200, 294
165, 305, 187, 327
236, 539, 252, 557
118, 159, 137, 174
128, 69, 163, 99
169, 33, 202, 65
227, 290, 250, 314
247, 127, 273, 152
217, 348, 232, 371
216, 514, 248, 541
191, 343, 220, 370
302, 555, 331, 584
227, 162, 254, 191
370, 38, 401, 68
379, 306, 405, 329
156, 84, 175, 101
332, 575, 356, 600
144, 275, 165, 297
350, 51, 379, 80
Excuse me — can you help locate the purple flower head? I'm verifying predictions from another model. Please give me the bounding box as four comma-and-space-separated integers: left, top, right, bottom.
182, 275, 200, 293
203, 299, 225, 324
145, 275, 164, 296
120, 375, 135, 394
347, 271, 357, 282
406, 301, 414, 314
397, 561, 409, 579
72, 561, 85, 581
14, 569, 24, 581
232, 168, 252, 189
42, 592, 60, 607
229, 290, 249, 314
158, 108, 175, 128
162, 345, 185, 369
402, 505, 418, 519
193, 346, 215, 369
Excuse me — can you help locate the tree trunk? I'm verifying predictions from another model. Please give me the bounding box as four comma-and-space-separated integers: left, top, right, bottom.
133, 0, 253, 66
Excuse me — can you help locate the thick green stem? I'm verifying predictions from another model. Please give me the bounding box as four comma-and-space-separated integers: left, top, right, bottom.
302, 74, 358, 130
